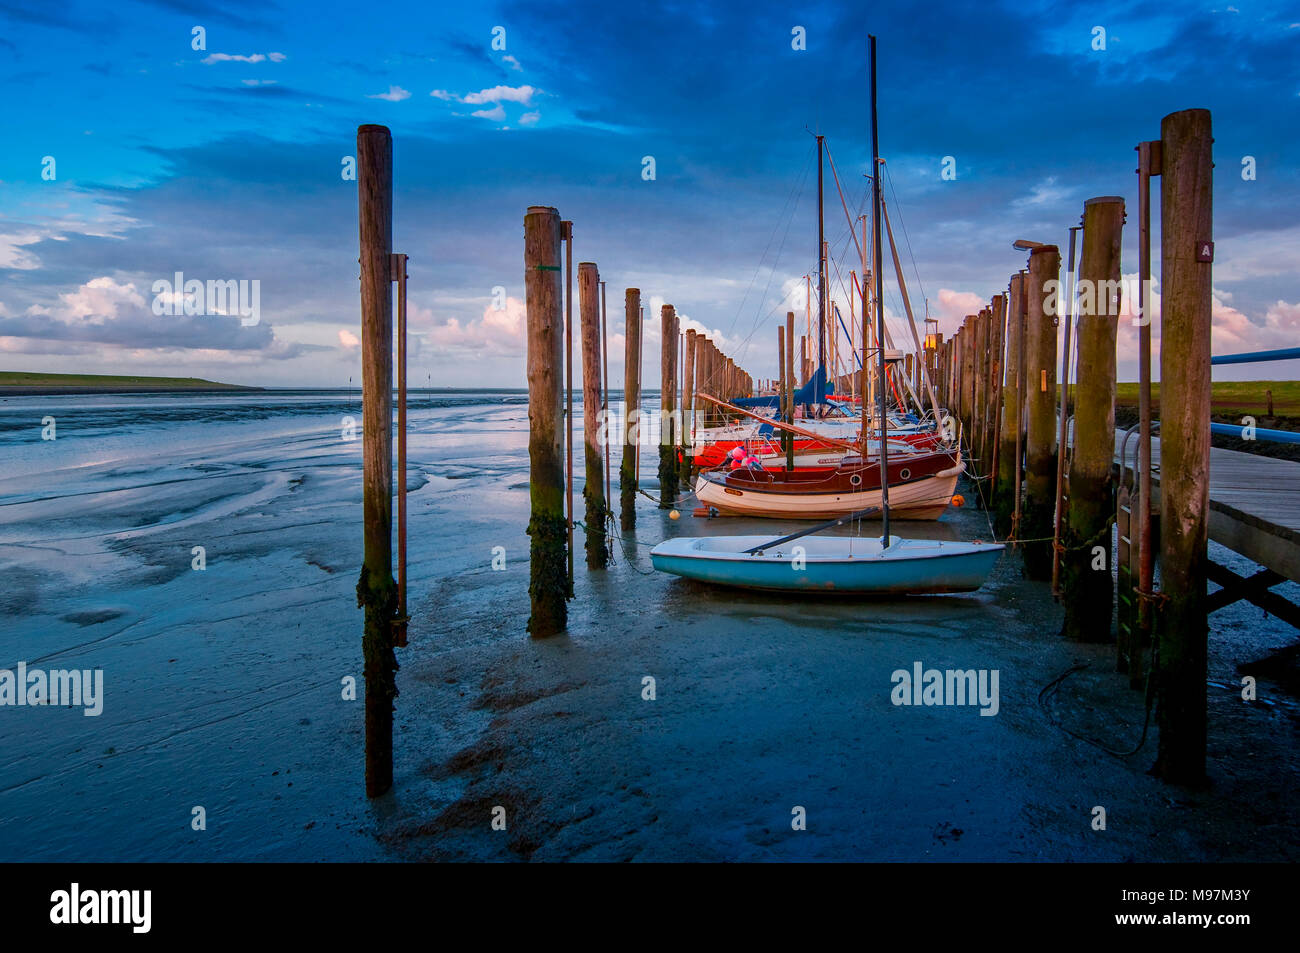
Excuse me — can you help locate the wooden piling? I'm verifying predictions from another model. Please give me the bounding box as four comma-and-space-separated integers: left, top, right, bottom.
579, 262, 607, 569
996, 274, 1025, 535
987, 295, 1006, 504
681, 328, 697, 486
524, 205, 568, 637
357, 124, 397, 797
1154, 108, 1213, 786
658, 305, 678, 509
786, 312, 796, 467
620, 289, 641, 530
1061, 197, 1125, 641
974, 308, 989, 481
1022, 245, 1060, 580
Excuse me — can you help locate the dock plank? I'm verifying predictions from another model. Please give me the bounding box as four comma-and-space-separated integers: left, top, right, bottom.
1114, 429, 1300, 582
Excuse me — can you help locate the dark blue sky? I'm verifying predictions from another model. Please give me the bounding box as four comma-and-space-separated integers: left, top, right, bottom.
2, 0, 1298, 385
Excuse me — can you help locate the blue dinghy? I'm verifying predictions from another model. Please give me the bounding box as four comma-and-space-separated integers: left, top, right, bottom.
649, 534, 1003, 594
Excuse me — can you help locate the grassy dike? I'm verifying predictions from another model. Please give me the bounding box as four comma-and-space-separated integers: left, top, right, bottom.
0, 371, 261, 394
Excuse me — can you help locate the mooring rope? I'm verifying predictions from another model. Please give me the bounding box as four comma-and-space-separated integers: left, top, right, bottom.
1037, 636, 1158, 758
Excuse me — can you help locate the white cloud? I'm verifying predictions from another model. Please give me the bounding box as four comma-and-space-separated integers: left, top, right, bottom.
471, 105, 505, 120
519, 111, 540, 125
201, 52, 286, 65
368, 85, 411, 102
430, 89, 454, 100
502, 54, 522, 71
241, 79, 277, 87
0, 231, 45, 270
461, 84, 535, 105
423, 297, 527, 354
58, 276, 146, 319
338, 328, 360, 348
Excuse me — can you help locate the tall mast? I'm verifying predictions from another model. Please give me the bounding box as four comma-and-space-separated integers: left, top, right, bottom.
870, 34, 889, 544
817, 134, 827, 400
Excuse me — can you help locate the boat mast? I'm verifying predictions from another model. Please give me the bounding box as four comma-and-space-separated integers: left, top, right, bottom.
817, 133, 827, 403
870, 33, 890, 544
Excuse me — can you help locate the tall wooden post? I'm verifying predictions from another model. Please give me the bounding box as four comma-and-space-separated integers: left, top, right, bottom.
1155, 108, 1213, 786
1023, 245, 1060, 579
579, 262, 606, 569
357, 124, 397, 797
1062, 197, 1125, 641
524, 205, 567, 638
786, 312, 796, 468
996, 274, 1025, 535
620, 289, 641, 530
973, 309, 989, 480
987, 295, 1006, 503
681, 328, 697, 485
658, 305, 678, 509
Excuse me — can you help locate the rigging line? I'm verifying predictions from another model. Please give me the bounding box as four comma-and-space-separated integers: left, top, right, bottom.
884, 162, 929, 309
724, 139, 817, 340
732, 151, 816, 369
823, 141, 869, 278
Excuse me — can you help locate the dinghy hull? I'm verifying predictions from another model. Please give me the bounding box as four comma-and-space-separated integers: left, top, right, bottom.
650, 535, 1004, 594
694, 449, 963, 520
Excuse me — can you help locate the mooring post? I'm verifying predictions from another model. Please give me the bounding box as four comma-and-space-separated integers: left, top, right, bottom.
1129, 139, 1159, 687
786, 312, 796, 468
525, 206, 567, 637
658, 305, 678, 509
996, 274, 1025, 536
1155, 108, 1213, 786
579, 262, 607, 569
393, 251, 409, 650
988, 294, 1006, 502
681, 328, 697, 486
357, 124, 397, 798
1051, 225, 1083, 596
1062, 197, 1126, 640
601, 281, 611, 511
1023, 245, 1061, 580
620, 288, 641, 530
561, 221, 574, 594
778, 325, 788, 462
975, 308, 990, 480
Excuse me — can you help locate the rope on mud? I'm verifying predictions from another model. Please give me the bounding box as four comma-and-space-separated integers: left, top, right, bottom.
576, 518, 660, 575
1037, 644, 1158, 758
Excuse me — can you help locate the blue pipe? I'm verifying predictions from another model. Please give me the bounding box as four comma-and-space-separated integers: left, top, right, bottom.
1211, 346, 1300, 366
1210, 422, 1300, 445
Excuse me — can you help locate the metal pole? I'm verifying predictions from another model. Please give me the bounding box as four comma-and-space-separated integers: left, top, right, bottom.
1052, 225, 1081, 595
1135, 140, 1158, 688
562, 220, 574, 594
870, 34, 889, 544
601, 281, 611, 511
393, 252, 408, 647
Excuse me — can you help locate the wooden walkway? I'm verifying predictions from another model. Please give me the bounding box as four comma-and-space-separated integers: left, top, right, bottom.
1115, 430, 1300, 584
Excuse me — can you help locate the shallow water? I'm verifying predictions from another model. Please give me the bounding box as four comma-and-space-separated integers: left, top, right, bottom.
1, 389, 1295, 861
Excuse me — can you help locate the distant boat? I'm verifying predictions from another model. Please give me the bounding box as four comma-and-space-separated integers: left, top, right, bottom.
650, 533, 1003, 594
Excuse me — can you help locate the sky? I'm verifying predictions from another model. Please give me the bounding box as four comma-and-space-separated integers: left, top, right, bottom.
1, 0, 1298, 388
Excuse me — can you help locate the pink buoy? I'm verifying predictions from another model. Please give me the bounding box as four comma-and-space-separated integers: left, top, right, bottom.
729, 446, 745, 459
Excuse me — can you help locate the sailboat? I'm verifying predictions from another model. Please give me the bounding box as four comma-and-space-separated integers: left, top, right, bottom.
650, 35, 1003, 595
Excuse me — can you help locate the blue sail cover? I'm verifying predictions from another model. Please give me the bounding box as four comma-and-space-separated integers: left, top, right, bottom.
731, 365, 828, 409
